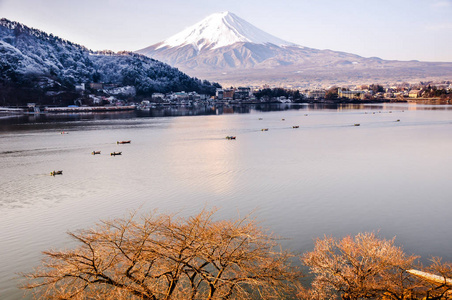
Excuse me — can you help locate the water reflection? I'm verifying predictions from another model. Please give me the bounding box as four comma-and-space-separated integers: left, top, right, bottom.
2, 103, 452, 131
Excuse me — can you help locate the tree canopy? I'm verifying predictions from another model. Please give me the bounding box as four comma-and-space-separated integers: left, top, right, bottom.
23, 209, 301, 299
301, 233, 452, 300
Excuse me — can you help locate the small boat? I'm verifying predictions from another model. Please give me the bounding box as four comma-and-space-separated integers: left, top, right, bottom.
60, 131, 68, 134
282, 118, 285, 121
261, 128, 269, 131
258, 118, 263, 120
111, 152, 122, 156
304, 114, 308, 116
354, 123, 360, 126
50, 170, 63, 176
117, 140, 131, 144
226, 136, 236, 140
292, 126, 299, 128
407, 269, 452, 286
396, 119, 400, 122
91, 151, 101, 155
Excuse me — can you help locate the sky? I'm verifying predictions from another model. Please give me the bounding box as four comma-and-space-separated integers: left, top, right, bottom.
1, 0, 452, 62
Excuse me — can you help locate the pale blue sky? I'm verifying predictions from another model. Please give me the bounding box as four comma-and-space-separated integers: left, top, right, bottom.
1, 0, 451, 62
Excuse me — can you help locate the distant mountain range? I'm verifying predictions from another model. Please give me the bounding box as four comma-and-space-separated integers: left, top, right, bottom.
0, 19, 219, 105
137, 12, 452, 87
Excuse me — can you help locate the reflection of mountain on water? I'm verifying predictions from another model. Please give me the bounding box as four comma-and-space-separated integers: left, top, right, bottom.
136, 105, 218, 118
136, 103, 298, 117
136, 103, 300, 117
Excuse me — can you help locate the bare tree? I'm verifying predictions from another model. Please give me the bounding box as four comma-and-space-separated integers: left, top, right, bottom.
301, 232, 419, 300
23, 209, 301, 299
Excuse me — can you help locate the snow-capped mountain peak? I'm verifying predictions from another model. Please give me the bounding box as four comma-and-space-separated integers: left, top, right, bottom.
157, 11, 295, 51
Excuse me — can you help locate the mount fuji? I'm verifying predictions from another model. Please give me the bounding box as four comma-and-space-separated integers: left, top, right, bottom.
137, 12, 452, 87
154, 11, 296, 51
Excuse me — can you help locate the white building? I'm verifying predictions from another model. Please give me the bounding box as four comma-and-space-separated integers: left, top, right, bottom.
338, 89, 365, 100
307, 90, 326, 99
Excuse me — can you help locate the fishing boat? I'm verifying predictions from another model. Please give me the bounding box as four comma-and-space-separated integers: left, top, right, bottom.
226, 136, 236, 140
354, 124, 360, 126
91, 151, 101, 155
111, 152, 122, 156
50, 170, 63, 176
261, 128, 269, 131
293, 126, 299, 128
117, 140, 131, 144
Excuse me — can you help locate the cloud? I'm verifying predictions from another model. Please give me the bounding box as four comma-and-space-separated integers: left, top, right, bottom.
432, 0, 451, 8
426, 22, 452, 31
427, 22, 452, 31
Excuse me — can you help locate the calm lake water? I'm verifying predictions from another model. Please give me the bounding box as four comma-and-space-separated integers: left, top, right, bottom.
1, 103, 452, 298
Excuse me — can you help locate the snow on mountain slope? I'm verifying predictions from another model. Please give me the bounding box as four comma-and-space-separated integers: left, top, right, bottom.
0, 18, 219, 104
158, 11, 295, 51
136, 12, 365, 74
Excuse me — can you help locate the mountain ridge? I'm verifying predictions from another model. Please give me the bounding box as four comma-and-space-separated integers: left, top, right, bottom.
137, 12, 452, 87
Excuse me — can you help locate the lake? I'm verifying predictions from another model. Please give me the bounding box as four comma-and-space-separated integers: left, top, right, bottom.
1, 103, 452, 299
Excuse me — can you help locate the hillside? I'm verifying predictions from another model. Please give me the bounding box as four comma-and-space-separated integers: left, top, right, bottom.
0, 19, 220, 106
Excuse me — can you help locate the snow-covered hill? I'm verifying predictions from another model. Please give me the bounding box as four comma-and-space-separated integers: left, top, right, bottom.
137, 12, 452, 87
0, 18, 219, 105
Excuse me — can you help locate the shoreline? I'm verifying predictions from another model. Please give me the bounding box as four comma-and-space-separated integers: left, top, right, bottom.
1, 99, 451, 116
